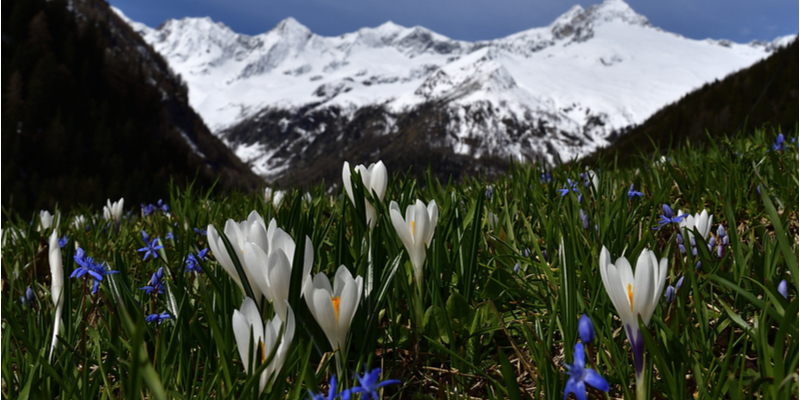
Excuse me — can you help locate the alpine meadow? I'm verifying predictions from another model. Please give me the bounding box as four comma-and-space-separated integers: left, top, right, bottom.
2, 127, 798, 399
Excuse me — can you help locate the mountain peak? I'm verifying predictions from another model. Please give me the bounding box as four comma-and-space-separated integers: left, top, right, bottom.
587, 0, 649, 26
272, 17, 312, 38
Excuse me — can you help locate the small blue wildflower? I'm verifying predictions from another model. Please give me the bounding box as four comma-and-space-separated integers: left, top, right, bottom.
137, 230, 164, 261
579, 209, 589, 230
351, 368, 401, 400
664, 285, 675, 303
772, 133, 785, 151
185, 248, 209, 273
140, 267, 165, 295
653, 204, 689, 230
577, 194, 584, 204
157, 199, 169, 213
708, 236, 716, 252
756, 185, 761, 196
513, 262, 520, 273
145, 312, 171, 324
677, 233, 686, 254
166, 231, 176, 241
578, 314, 594, 344
522, 248, 531, 257
21, 286, 35, 307
141, 203, 156, 217
564, 342, 609, 400
58, 235, 68, 248
627, 184, 643, 199
558, 179, 580, 197
676, 276, 685, 290
485, 185, 494, 200
70, 247, 118, 294
540, 171, 552, 183
542, 250, 548, 261
778, 279, 788, 299
308, 375, 343, 400
193, 227, 207, 236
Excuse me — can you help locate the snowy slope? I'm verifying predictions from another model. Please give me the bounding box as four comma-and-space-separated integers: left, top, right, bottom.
113, 0, 794, 178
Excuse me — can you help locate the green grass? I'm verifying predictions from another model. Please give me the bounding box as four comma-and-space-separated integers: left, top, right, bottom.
2, 127, 798, 399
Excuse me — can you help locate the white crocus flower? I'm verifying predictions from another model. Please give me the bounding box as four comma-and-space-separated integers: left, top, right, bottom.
389, 200, 438, 286
243, 235, 314, 319
678, 209, 713, 240
49, 230, 64, 362
39, 210, 59, 232
103, 198, 124, 225
264, 188, 285, 209
232, 298, 295, 394
599, 246, 667, 392
342, 161, 388, 229
72, 215, 86, 231
303, 266, 363, 361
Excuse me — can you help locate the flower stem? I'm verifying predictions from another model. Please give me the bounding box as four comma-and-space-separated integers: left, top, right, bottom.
635, 359, 648, 400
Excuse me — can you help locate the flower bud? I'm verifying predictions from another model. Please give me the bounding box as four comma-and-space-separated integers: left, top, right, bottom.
578, 314, 595, 344
778, 279, 788, 299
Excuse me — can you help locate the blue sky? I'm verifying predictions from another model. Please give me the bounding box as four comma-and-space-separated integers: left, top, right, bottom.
109, 0, 798, 43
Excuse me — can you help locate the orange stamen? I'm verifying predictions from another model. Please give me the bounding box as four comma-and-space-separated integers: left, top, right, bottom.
331, 296, 341, 321
627, 283, 634, 312
259, 340, 266, 362
411, 220, 415, 237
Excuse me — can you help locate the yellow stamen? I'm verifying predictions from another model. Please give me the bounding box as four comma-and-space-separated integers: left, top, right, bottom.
411, 220, 415, 237
627, 283, 634, 312
331, 296, 341, 321
259, 340, 266, 363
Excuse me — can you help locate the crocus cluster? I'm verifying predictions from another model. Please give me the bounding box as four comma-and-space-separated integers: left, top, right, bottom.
103, 198, 124, 225
264, 188, 285, 208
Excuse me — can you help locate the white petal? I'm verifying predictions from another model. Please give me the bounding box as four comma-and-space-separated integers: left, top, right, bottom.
412, 200, 429, 245
337, 277, 360, 343
371, 161, 388, 201
311, 286, 339, 350
424, 200, 438, 248
342, 161, 355, 204
333, 265, 354, 298
243, 243, 269, 303
606, 263, 635, 328
49, 230, 63, 309
390, 202, 414, 251
632, 250, 655, 325
271, 228, 296, 265
232, 309, 253, 373
267, 249, 292, 319
300, 236, 314, 297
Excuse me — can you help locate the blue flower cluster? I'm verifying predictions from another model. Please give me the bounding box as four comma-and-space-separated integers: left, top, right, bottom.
308, 368, 400, 400
70, 247, 119, 294
141, 199, 169, 216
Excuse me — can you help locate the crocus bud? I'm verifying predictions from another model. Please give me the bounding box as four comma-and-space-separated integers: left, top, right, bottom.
778, 280, 788, 299
578, 314, 595, 344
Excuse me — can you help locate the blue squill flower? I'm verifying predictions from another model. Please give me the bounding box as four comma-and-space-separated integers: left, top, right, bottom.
185, 248, 209, 273
145, 312, 171, 324
486, 185, 494, 200
70, 247, 118, 294
579, 209, 589, 230
558, 179, 580, 197
654, 204, 689, 230
308, 375, 345, 400
140, 267, 165, 295
778, 280, 788, 299
627, 184, 643, 199
193, 227, 207, 236
21, 286, 35, 307
141, 203, 156, 216
157, 199, 169, 213
137, 230, 163, 261
540, 171, 552, 183
564, 342, 609, 400
664, 285, 676, 303
58, 235, 68, 248
166, 231, 176, 241
772, 133, 785, 151
578, 314, 594, 344
351, 368, 401, 400
513, 262, 520, 273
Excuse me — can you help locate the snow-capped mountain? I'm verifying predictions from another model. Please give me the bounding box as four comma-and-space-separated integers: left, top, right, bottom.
114, 0, 793, 181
